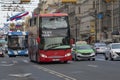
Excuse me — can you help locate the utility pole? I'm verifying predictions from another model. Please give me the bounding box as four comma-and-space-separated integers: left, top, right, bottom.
111, 1, 114, 32
95, 0, 97, 42
98, 0, 101, 42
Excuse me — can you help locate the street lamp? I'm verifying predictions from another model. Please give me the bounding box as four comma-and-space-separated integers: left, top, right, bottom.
75, 16, 80, 42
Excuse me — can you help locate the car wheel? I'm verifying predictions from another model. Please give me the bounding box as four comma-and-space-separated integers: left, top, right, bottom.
74, 54, 78, 61
105, 57, 108, 60
63, 61, 68, 63
92, 58, 95, 61
110, 53, 114, 61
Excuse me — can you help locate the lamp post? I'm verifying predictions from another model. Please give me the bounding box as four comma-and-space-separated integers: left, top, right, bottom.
98, 0, 101, 42
75, 17, 78, 43
111, 1, 114, 32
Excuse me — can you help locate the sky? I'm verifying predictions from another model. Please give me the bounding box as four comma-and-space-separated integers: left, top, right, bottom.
0, 0, 39, 28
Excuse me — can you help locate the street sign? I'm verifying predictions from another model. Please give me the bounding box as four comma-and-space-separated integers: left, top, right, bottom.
97, 13, 103, 19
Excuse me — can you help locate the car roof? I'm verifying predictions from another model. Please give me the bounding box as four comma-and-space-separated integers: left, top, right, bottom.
109, 43, 120, 45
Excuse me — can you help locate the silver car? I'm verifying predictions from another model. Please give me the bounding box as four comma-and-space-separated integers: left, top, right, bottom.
107, 43, 120, 60
93, 42, 108, 60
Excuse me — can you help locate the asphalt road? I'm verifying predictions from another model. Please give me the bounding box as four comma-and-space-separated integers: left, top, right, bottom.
0, 54, 120, 80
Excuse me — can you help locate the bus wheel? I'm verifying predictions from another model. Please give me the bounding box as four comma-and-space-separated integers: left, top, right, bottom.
36, 53, 40, 63
63, 61, 68, 63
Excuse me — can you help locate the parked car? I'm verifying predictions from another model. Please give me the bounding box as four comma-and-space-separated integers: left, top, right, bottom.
71, 44, 95, 61
0, 47, 4, 57
107, 43, 120, 60
93, 42, 108, 60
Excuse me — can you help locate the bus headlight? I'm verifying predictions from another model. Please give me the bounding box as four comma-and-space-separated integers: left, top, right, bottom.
25, 50, 28, 54
8, 51, 12, 54
65, 53, 71, 57
40, 54, 47, 58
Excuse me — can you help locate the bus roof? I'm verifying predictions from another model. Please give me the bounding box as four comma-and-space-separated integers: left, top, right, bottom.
7, 31, 29, 36
39, 13, 68, 17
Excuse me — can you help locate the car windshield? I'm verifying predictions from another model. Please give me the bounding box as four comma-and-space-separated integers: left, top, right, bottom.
76, 45, 92, 50
98, 45, 106, 47
95, 43, 106, 47
112, 44, 120, 49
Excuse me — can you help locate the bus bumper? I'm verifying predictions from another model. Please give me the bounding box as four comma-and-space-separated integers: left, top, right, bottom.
39, 56, 72, 63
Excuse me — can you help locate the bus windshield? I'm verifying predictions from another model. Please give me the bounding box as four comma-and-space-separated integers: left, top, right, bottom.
39, 37, 70, 50
8, 36, 28, 49
41, 16, 68, 29
39, 15, 70, 50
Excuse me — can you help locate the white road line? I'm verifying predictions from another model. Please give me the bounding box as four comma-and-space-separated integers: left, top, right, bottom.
95, 58, 105, 61
0, 64, 14, 66
9, 73, 32, 77
88, 64, 98, 68
1, 61, 7, 64
12, 60, 18, 64
23, 60, 29, 63
34, 65, 77, 80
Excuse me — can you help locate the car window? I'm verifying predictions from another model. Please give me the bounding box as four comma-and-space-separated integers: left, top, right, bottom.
76, 45, 91, 50
94, 43, 106, 47
112, 44, 120, 49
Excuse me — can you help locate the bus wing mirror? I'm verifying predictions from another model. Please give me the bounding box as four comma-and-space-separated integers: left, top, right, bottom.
36, 37, 41, 43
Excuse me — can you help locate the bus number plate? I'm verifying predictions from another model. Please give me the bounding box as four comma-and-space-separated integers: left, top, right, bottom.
52, 59, 60, 61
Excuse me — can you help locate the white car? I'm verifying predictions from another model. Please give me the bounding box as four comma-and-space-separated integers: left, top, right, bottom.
107, 43, 120, 60
93, 42, 108, 60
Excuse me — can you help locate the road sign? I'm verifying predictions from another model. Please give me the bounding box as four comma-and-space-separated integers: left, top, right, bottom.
97, 13, 103, 19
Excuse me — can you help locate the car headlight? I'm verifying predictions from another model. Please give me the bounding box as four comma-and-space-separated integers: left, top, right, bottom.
8, 51, 12, 54
40, 54, 47, 58
91, 52, 95, 55
65, 53, 71, 57
25, 50, 28, 54
111, 51, 116, 54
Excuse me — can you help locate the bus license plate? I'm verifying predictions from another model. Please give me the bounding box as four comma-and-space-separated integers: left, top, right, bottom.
52, 59, 60, 61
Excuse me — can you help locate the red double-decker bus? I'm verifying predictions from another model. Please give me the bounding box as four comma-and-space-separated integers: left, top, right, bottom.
28, 13, 73, 63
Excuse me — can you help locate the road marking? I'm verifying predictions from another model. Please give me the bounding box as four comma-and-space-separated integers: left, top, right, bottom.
95, 58, 105, 61
1, 61, 7, 64
23, 60, 29, 63
88, 64, 98, 67
9, 73, 32, 77
34, 65, 77, 80
12, 60, 18, 64
0, 64, 14, 66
